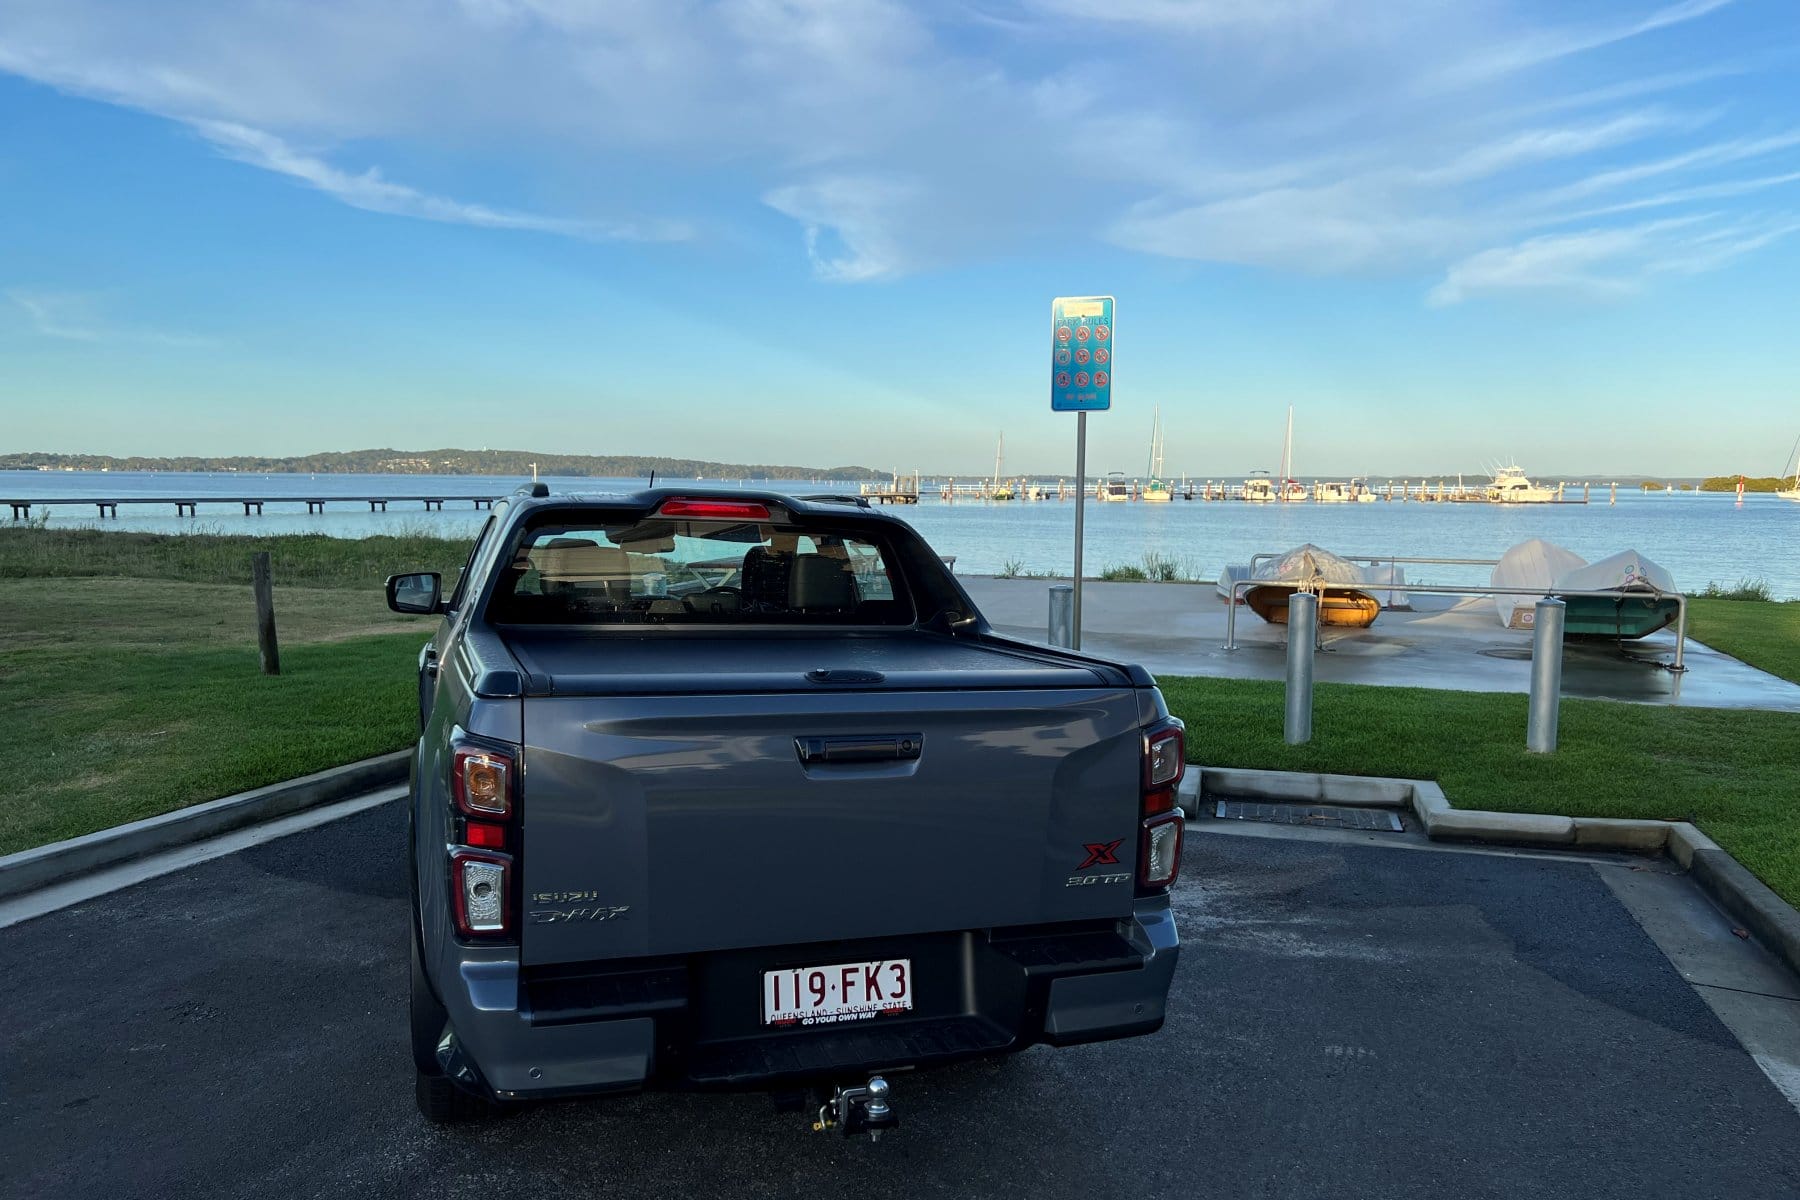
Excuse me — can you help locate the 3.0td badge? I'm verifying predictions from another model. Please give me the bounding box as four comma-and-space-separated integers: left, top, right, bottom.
1067, 839, 1129, 887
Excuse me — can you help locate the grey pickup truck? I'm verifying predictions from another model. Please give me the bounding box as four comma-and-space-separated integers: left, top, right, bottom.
387, 485, 1184, 1135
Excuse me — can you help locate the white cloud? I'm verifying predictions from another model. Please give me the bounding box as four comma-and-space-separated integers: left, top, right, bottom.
1429, 0, 1736, 89
762, 176, 922, 282
1426, 212, 1800, 306
0, 0, 1790, 298
191, 121, 689, 242
6, 289, 215, 346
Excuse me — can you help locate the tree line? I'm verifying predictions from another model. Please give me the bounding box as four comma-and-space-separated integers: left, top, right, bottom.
1, 448, 889, 482
1699, 476, 1794, 493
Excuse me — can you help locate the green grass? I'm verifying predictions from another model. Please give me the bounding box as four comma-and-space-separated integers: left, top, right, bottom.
1688, 598, 1800, 685
0, 524, 473, 590
0, 576, 428, 854
1161, 676, 1800, 907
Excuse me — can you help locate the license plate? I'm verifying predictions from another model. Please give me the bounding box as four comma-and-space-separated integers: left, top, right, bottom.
761, 959, 913, 1026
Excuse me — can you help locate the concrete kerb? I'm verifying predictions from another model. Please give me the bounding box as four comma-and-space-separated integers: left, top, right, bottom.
0, 751, 409, 901
1180, 764, 1800, 981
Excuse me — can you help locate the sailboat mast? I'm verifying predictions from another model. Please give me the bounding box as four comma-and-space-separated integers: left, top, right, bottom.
993, 432, 1004, 491
1281, 405, 1293, 491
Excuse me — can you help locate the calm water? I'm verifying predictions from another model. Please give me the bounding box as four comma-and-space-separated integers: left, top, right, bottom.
6, 470, 1796, 598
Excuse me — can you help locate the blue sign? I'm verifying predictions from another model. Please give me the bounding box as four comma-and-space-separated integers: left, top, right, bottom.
1051, 296, 1114, 412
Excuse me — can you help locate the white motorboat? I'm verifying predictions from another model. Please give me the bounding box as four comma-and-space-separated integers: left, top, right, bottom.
1242, 472, 1275, 502
1486, 466, 1557, 504
1099, 472, 1133, 502
1315, 481, 1350, 503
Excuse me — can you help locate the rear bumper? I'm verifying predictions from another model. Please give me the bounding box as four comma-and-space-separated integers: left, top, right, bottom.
428, 895, 1179, 1101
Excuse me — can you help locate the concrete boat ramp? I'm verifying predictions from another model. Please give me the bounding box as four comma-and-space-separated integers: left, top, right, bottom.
959, 577, 1800, 713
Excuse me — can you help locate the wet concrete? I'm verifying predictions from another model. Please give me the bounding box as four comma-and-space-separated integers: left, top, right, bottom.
961, 576, 1800, 712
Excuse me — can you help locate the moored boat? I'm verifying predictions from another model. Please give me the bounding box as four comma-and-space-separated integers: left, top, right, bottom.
1486, 465, 1556, 503
1245, 544, 1382, 628
1099, 472, 1132, 502
1143, 407, 1173, 501
1242, 472, 1276, 502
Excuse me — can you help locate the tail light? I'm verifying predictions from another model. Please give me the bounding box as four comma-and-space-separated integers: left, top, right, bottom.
448, 736, 520, 939
453, 745, 513, 817
1139, 722, 1185, 891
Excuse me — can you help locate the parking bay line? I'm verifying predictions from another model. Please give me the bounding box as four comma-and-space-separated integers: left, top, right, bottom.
0, 786, 405, 930
1600, 862, 1800, 1116
1192, 817, 1800, 1119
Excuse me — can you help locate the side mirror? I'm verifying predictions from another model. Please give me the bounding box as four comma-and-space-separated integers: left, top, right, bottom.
386, 572, 444, 615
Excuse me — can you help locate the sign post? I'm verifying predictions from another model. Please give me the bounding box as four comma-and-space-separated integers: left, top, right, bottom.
1051, 296, 1114, 651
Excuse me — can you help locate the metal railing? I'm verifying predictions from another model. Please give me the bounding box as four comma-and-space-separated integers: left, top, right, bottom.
1223, 577, 1689, 672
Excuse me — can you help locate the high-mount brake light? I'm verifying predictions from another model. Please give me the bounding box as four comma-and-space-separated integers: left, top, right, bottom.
452, 746, 513, 817
1139, 721, 1186, 890
450, 849, 512, 937
656, 498, 772, 520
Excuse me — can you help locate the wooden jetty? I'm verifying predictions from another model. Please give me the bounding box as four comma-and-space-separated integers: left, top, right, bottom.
5, 494, 499, 520
859, 472, 922, 504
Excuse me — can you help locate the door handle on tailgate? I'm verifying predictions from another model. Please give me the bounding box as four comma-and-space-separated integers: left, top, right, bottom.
795, 734, 923, 765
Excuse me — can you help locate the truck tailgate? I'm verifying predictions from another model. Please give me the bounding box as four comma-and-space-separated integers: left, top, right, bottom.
513, 635, 1147, 965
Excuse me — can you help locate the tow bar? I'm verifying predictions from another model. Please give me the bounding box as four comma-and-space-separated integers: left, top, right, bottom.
812, 1076, 899, 1141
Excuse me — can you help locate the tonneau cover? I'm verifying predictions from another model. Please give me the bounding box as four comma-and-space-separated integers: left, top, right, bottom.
501, 629, 1128, 695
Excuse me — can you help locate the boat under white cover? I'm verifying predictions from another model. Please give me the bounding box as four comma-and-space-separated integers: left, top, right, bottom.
1246, 544, 1382, 627
1554, 550, 1678, 596
1359, 564, 1410, 610
1491, 539, 1587, 629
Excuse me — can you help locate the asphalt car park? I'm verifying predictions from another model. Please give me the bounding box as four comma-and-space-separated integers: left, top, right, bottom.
5, 799, 1799, 1200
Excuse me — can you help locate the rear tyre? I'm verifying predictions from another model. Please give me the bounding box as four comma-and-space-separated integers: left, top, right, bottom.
409, 930, 449, 1074
411, 926, 498, 1123
415, 1070, 495, 1124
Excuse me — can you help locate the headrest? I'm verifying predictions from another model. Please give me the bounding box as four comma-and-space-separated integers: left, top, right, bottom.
789, 552, 857, 610
528, 543, 634, 584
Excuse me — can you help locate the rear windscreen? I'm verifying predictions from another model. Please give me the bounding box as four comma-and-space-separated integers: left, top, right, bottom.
487, 517, 913, 626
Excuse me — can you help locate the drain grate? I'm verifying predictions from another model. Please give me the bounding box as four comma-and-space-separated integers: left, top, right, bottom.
1213, 799, 1404, 832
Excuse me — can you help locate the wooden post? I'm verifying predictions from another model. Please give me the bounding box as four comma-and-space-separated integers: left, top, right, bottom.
251, 552, 281, 676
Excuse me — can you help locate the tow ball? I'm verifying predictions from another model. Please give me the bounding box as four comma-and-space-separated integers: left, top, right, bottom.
812, 1076, 899, 1141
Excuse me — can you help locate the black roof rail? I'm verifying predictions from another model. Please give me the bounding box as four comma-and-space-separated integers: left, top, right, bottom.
798, 493, 871, 508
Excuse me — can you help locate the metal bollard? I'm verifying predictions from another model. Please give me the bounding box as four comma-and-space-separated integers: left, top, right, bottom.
1284, 592, 1317, 745
1048, 584, 1074, 648
1527, 597, 1565, 753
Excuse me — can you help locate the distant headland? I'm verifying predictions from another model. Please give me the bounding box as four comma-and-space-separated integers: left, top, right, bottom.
0, 449, 888, 482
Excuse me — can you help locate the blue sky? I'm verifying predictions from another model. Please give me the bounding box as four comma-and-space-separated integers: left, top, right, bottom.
2, 0, 1797, 477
